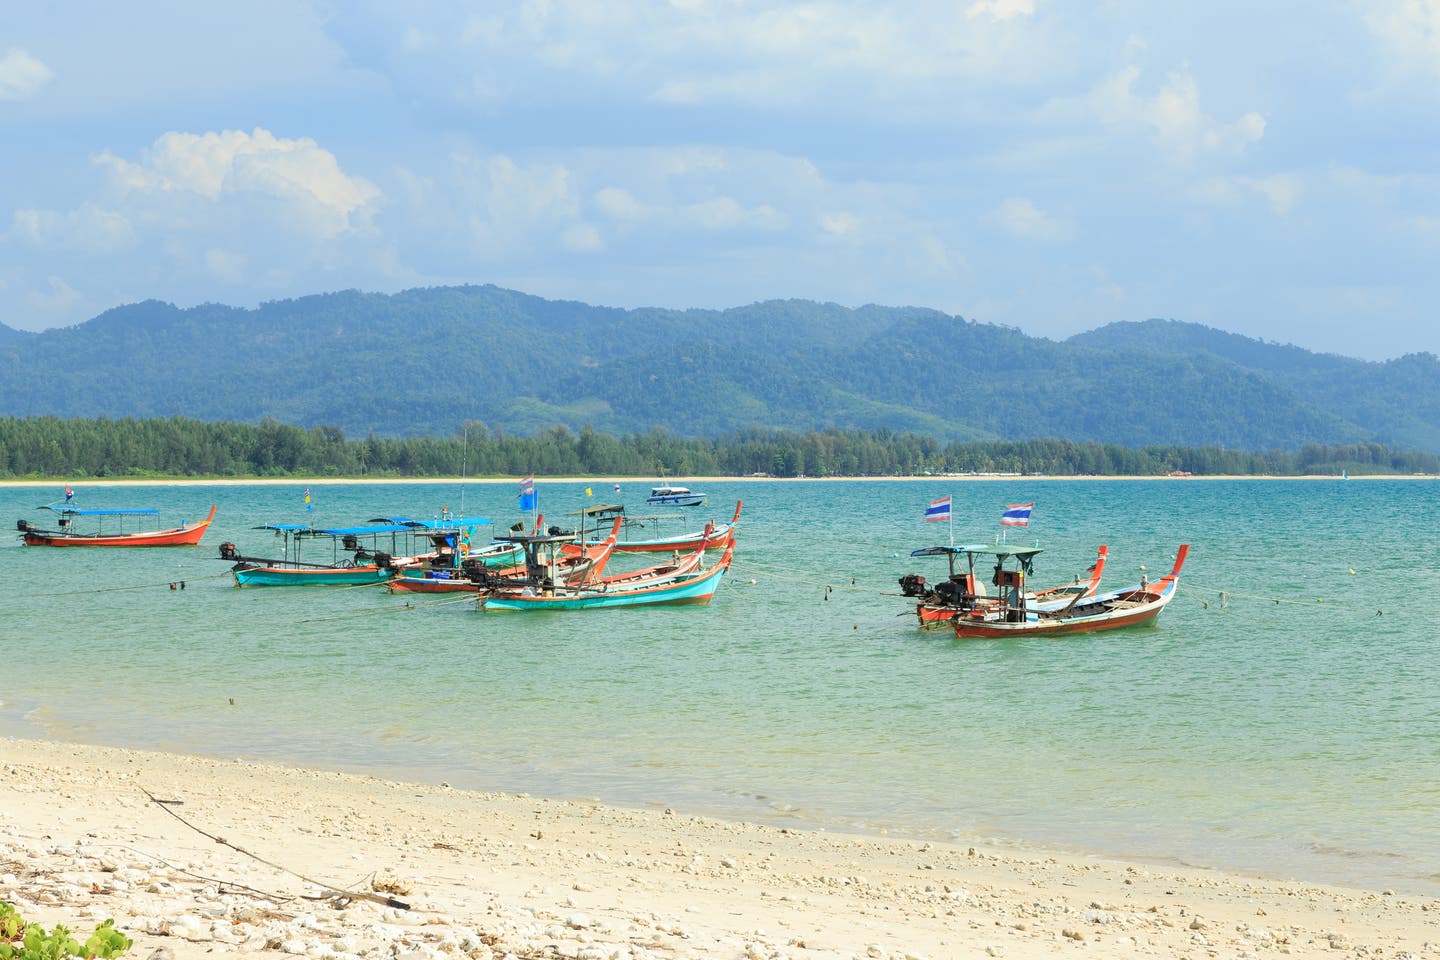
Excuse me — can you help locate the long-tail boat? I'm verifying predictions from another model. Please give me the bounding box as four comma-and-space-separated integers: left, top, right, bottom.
218, 513, 490, 587
950, 545, 1189, 639
470, 536, 735, 611
387, 515, 544, 594
899, 543, 1108, 628
18, 504, 217, 547
577, 501, 742, 554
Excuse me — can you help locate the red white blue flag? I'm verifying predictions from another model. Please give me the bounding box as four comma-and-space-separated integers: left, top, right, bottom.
519, 474, 537, 511
519, 474, 534, 495
924, 496, 952, 523
64, 483, 74, 501
1000, 502, 1033, 526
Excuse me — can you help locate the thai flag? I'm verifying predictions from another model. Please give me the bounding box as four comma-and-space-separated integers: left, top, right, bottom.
924, 496, 951, 523
64, 484, 73, 502
1000, 502, 1034, 527
519, 474, 537, 512
519, 474, 534, 495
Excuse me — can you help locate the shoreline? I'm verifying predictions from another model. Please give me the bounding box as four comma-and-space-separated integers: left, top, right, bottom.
1, 473, 1431, 488
4, 737, 1437, 960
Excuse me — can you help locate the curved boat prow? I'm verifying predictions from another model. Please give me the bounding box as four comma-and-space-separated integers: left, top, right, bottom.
1086, 545, 1108, 593
1163, 544, 1190, 583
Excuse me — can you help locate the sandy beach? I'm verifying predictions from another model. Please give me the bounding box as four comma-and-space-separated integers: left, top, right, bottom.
3, 739, 1436, 960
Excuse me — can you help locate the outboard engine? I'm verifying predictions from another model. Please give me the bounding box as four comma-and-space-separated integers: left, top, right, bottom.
933, 579, 965, 605
218, 542, 240, 561
342, 534, 360, 551
16, 519, 33, 533
373, 552, 393, 569
461, 558, 490, 586
898, 573, 927, 598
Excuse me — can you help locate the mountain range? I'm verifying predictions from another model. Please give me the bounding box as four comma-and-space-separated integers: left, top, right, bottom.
3, 285, 1435, 453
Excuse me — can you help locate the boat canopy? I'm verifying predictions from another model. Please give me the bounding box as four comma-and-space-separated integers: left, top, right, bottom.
365, 515, 491, 529
568, 503, 624, 517
39, 506, 160, 516
910, 544, 1043, 560
252, 517, 491, 537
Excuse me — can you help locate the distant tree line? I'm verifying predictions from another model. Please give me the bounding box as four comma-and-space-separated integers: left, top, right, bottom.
0, 416, 1435, 480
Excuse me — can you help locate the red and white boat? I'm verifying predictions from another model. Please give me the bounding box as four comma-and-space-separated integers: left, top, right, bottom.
901, 543, 1108, 627
950, 545, 1189, 639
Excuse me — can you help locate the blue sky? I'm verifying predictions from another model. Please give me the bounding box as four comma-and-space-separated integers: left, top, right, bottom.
2, 1, 1437, 360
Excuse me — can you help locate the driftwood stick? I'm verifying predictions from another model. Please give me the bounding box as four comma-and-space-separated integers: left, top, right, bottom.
140, 786, 411, 910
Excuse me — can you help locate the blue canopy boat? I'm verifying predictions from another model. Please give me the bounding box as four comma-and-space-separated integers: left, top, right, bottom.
218, 512, 491, 587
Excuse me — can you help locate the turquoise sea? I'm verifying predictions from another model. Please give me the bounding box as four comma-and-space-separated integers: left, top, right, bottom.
3, 478, 1437, 895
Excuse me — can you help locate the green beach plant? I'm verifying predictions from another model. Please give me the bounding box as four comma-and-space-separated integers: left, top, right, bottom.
0, 902, 131, 960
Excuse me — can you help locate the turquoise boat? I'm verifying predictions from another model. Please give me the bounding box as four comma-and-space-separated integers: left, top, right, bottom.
219, 513, 490, 587
477, 540, 735, 611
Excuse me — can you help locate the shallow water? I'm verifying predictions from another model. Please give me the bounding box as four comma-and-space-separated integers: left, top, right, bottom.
3, 477, 1437, 894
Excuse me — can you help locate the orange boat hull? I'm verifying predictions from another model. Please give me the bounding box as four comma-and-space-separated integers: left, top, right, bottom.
22, 506, 217, 547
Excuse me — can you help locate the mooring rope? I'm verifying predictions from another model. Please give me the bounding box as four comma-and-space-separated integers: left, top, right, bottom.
11, 571, 234, 599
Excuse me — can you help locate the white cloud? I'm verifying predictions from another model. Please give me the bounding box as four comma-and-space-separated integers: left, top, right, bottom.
990, 197, 1064, 240
25, 276, 84, 318
594, 187, 647, 221
12, 204, 135, 254
820, 211, 861, 237
684, 196, 785, 231
95, 128, 381, 238
1193, 173, 1302, 216
1359, 0, 1440, 81
205, 248, 248, 283
1078, 65, 1266, 163
966, 0, 1035, 22
0, 47, 52, 101
562, 222, 604, 251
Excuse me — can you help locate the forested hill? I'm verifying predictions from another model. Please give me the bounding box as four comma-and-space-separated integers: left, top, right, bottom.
1069, 320, 1440, 453
0, 286, 1435, 452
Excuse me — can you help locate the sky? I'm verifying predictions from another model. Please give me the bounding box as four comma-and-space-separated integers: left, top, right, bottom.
2, 1, 1439, 361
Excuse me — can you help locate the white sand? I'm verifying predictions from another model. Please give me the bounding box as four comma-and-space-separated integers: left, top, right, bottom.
2, 738, 1436, 960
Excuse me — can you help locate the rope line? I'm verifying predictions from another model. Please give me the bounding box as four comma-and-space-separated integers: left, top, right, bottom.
11, 571, 234, 599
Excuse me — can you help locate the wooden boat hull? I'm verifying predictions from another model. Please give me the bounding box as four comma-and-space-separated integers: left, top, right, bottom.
951, 545, 1187, 639
232, 564, 392, 587
387, 542, 524, 591
917, 545, 1108, 628
482, 544, 733, 611
591, 501, 742, 553
389, 576, 475, 593
21, 505, 217, 547
481, 564, 728, 610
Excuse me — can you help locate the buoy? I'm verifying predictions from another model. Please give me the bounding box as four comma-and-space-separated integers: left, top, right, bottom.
1348, 568, 1356, 575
